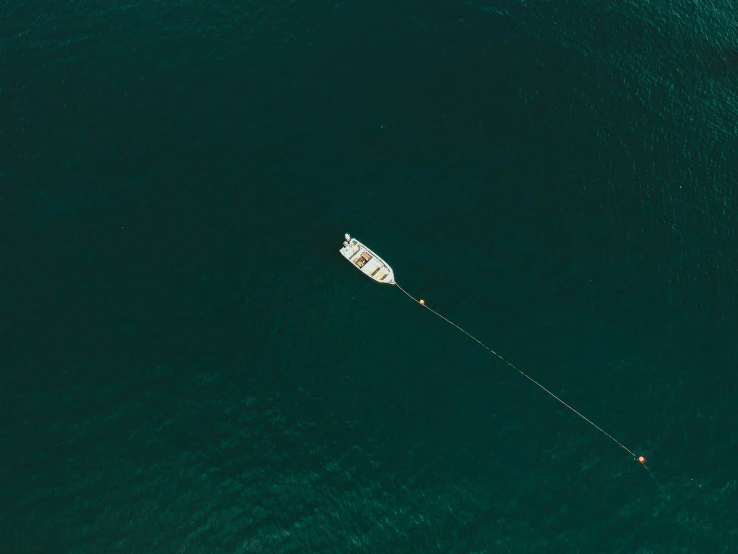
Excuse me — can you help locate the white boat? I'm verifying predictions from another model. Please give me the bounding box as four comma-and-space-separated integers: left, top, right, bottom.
339, 233, 395, 284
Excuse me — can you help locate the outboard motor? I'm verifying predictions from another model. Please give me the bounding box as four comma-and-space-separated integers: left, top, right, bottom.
343, 241, 348, 247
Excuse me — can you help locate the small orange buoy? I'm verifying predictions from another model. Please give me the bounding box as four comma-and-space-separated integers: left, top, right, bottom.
419, 299, 425, 305
638, 456, 646, 464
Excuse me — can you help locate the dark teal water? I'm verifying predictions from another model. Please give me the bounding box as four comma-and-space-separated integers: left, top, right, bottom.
2, 1, 738, 552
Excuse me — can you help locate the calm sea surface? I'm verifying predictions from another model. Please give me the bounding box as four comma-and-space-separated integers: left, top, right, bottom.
2, 0, 737, 552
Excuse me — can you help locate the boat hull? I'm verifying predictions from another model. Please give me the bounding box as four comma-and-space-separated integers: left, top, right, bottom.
339, 234, 395, 284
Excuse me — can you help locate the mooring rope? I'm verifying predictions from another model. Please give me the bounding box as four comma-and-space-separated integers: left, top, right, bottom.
394, 281, 658, 481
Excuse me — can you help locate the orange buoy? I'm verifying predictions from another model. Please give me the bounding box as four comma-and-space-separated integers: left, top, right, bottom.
638, 456, 646, 464
419, 299, 425, 305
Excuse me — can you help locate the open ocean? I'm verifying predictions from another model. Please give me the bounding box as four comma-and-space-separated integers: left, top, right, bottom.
2, 0, 738, 552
